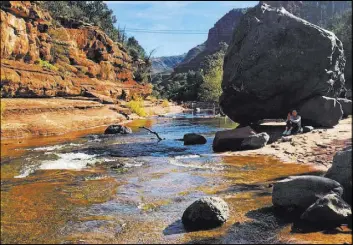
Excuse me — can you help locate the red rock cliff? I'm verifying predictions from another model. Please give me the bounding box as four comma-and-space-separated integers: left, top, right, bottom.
0, 1, 151, 102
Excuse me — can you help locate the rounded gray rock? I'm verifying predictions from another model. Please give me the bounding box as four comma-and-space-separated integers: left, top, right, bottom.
183, 133, 207, 145
104, 125, 132, 134
300, 193, 351, 225
325, 147, 352, 204
182, 197, 229, 230
272, 175, 343, 210
298, 96, 343, 128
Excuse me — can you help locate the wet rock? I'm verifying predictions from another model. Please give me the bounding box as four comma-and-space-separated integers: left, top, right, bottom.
183, 133, 207, 145
104, 125, 132, 134
303, 126, 314, 133
337, 98, 352, 118
213, 126, 268, 152
220, 3, 345, 125
300, 193, 351, 226
182, 197, 229, 230
241, 132, 270, 150
272, 175, 343, 210
325, 146, 352, 204
298, 96, 343, 128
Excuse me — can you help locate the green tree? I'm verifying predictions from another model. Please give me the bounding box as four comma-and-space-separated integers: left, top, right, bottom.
198, 43, 228, 102
327, 9, 352, 89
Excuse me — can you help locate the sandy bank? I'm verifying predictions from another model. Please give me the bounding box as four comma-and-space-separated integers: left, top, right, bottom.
0, 98, 183, 140
226, 117, 352, 171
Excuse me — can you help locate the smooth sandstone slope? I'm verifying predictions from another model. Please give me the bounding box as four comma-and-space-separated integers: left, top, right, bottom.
0, 1, 151, 101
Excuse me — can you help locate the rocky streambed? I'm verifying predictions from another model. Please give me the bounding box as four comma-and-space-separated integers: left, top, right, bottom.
1, 112, 351, 244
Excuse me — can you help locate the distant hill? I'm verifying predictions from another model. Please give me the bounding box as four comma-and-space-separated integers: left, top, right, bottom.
151, 54, 186, 74
175, 1, 352, 74
174, 8, 246, 73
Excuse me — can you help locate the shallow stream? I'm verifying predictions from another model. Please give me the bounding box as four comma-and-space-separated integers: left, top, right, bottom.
1, 112, 350, 244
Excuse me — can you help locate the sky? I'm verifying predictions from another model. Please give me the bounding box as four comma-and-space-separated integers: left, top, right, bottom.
105, 1, 259, 57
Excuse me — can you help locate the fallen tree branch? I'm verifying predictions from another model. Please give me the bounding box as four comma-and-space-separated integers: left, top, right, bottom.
140, 127, 164, 141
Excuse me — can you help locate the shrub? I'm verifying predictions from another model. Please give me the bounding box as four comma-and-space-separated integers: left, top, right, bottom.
146, 96, 157, 103
161, 99, 169, 108
36, 59, 58, 71
126, 99, 147, 117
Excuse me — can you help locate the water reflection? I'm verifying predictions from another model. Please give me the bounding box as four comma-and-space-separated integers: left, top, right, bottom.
1, 112, 350, 244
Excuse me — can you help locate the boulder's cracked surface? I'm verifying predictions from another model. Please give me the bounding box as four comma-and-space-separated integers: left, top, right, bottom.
220, 3, 346, 126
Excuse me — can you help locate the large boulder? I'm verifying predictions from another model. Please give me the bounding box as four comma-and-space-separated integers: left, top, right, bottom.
182, 197, 229, 230
298, 96, 343, 127
337, 98, 352, 118
220, 3, 345, 126
241, 132, 270, 150
325, 147, 352, 204
183, 133, 207, 145
272, 175, 343, 209
213, 126, 270, 152
104, 125, 132, 135
213, 126, 255, 152
300, 193, 351, 226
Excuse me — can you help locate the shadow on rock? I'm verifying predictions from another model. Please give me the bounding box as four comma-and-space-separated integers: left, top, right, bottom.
251, 124, 286, 144
269, 170, 326, 182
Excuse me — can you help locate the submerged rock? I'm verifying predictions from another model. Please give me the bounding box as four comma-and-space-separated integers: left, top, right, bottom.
300, 193, 351, 225
325, 146, 352, 204
182, 197, 229, 230
220, 3, 345, 126
298, 96, 343, 128
337, 98, 352, 118
272, 175, 343, 209
104, 125, 132, 134
183, 133, 207, 145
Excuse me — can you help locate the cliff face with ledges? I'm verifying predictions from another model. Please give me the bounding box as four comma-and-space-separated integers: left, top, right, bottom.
175, 8, 245, 73
0, 1, 151, 102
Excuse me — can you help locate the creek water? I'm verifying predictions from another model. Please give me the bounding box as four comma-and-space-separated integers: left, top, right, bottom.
1, 112, 350, 244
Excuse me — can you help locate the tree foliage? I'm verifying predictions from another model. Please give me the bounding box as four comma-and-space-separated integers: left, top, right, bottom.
153, 42, 227, 102
41, 1, 151, 84
327, 9, 352, 89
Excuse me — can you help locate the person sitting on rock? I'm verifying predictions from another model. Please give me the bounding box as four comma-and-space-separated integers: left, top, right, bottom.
283, 112, 292, 135
283, 110, 302, 135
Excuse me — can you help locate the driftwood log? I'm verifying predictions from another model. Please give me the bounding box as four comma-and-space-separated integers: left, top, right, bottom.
139, 127, 164, 141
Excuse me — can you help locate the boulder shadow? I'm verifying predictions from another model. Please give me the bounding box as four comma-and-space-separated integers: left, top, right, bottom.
246, 205, 352, 235
163, 219, 187, 236
291, 220, 352, 234
211, 206, 291, 244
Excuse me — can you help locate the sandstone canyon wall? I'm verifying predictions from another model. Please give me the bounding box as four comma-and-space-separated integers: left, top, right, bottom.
0, 1, 151, 103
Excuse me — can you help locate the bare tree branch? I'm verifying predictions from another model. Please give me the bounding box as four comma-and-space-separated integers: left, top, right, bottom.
139, 126, 164, 141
